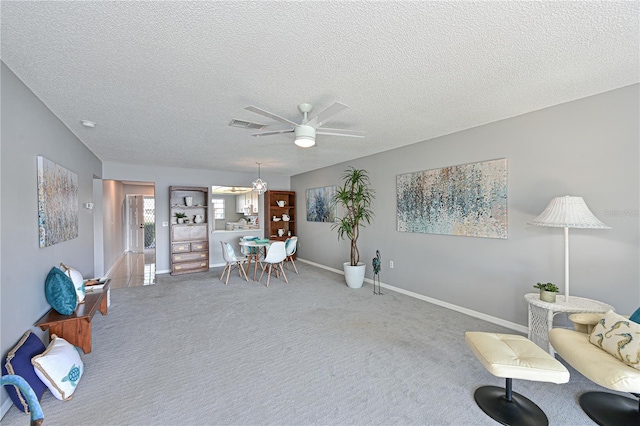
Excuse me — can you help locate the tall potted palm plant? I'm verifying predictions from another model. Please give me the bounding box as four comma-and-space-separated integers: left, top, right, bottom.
332, 167, 375, 288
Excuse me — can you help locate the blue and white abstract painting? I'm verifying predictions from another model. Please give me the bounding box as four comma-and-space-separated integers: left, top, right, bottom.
37, 156, 78, 247
396, 159, 508, 239
306, 186, 337, 222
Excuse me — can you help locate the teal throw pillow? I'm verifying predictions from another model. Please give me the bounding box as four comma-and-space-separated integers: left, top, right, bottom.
629, 306, 640, 324
44, 267, 78, 315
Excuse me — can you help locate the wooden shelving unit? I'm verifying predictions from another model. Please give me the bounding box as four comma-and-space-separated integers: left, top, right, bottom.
169, 186, 209, 275
264, 190, 296, 242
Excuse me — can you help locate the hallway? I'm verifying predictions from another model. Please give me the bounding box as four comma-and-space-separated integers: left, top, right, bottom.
107, 249, 156, 289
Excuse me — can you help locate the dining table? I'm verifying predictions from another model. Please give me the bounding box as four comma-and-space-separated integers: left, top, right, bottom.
239, 239, 271, 281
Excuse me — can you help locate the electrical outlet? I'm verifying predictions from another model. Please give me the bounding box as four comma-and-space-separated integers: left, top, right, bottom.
162, 221, 169, 227
389, 260, 394, 268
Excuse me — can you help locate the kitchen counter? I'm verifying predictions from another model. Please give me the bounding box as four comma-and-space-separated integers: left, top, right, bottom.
212, 227, 260, 233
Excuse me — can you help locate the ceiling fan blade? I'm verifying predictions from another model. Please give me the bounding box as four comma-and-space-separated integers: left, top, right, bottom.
306, 103, 348, 128
251, 128, 295, 137
316, 127, 366, 138
245, 106, 297, 126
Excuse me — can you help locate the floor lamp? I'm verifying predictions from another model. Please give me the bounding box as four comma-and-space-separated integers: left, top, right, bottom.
529, 196, 611, 301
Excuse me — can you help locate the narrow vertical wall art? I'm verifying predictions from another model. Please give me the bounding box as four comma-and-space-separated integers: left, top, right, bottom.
396, 158, 508, 239
37, 156, 79, 247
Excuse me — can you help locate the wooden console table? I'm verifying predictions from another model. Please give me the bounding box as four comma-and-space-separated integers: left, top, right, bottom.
35, 280, 111, 354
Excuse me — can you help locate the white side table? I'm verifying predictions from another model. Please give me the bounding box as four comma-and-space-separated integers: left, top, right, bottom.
524, 293, 613, 355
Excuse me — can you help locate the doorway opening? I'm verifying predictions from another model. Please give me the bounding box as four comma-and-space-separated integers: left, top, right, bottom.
112, 184, 156, 287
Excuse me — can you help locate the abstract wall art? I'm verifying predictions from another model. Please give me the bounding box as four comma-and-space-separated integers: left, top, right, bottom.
396, 158, 508, 239
37, 156, 78, 247
306, 185, 337, 222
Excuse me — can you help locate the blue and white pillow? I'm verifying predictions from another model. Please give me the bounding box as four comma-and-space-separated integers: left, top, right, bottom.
59, 263, 85, 304
31, 335, 84, 400
225, 243, 237, 261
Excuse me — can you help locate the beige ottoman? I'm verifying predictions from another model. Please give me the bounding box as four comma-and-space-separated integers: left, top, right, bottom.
465, 332, 569, 426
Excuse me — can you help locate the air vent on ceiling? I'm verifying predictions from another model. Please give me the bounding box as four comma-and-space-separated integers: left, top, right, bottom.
229, 119, 267, 130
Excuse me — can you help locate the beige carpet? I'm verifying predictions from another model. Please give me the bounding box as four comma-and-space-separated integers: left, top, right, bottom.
2, 262, 605, 425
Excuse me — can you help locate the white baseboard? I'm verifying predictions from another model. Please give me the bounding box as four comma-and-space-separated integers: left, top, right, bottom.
297, 258, 528, 334
104, 251, 127, 279
1, 397, 13, 420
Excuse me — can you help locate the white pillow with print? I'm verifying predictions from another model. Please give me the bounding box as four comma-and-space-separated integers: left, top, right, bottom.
59, 263, 85, 303
31, 335, 84, 400
589, 310, 640, 370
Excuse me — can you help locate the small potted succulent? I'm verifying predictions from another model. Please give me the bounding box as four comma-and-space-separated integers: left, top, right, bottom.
534, 282, 559, 303
175, 212, 187, 224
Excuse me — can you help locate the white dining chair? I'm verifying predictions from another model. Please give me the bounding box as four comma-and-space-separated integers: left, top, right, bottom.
258, 241, 288, 287
220, 241, 248, 285
284, 237, 298, 273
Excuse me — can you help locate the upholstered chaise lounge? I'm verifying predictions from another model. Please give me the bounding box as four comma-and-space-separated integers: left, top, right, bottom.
549, 312, 640, 426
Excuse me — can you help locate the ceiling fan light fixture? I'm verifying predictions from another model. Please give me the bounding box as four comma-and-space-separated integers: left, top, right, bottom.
294, 124, 316, 148
243, 102, 363, 147
294, 137, 316, 148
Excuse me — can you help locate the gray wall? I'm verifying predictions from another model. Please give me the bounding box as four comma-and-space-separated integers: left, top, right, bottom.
1, 63, 102, 409
102, 179, 125, 273
292, 84, 640, 326
102, 162, 289, 273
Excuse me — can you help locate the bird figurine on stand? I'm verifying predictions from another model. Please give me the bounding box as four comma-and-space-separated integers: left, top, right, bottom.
372, 250, 383, 295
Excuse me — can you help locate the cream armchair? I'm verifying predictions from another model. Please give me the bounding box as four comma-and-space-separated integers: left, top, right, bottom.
549, 313, 640, 426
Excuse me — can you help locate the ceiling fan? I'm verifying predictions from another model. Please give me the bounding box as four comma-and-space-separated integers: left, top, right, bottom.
242, 102, 365, 148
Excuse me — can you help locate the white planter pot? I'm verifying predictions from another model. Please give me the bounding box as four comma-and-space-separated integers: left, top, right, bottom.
540, 290, 557, 303
343, 262, 366, 288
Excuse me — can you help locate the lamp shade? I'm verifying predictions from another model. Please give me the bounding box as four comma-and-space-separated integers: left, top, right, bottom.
252, 162, 267, 195
529, 196, 611, 229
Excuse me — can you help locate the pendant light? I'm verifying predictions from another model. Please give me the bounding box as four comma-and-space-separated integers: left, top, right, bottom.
252, 162, 267, 195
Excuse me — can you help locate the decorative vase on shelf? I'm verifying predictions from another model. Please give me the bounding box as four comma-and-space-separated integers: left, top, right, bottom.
177, 218, 184, 224
194, 215, 203, 223
185, 196, 193, 206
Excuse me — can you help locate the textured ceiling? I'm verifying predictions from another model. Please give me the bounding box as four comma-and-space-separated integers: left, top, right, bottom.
1, 1, 638, 177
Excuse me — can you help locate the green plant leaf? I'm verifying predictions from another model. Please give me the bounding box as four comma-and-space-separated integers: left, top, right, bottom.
331, 167, 375, 266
